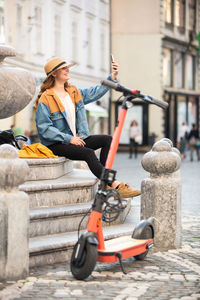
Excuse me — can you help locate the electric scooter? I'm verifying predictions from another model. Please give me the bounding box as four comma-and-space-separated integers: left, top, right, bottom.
70, 80, 168, 280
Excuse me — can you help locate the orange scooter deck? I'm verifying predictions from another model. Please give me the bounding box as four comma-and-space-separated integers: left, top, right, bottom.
98, 235, 153, 263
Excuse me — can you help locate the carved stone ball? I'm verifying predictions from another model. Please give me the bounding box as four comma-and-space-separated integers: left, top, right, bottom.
172, 147, 181, 157
0, 44, 36, 119
0, 67, 36, 118
142, 139, 181, 176
0, 144, 29, 189
0, 45, 16, 63
160, 138, 173, 147
152, 140, 172, 152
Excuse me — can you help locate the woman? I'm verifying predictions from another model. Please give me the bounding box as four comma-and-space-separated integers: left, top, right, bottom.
129, 120, 141, 158
188, 124, 200, 161
35, 57, 141, 198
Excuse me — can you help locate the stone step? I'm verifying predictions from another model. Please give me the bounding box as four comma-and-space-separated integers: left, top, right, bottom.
29, 203, 91, 238
29, 200, 131, 238
19, 169, 98, 209
29, 200, 140, 268
29, 222, 136, 268
20, 157, 73, 181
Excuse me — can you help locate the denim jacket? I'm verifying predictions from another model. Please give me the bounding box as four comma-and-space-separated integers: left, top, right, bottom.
35, 75, 115, 146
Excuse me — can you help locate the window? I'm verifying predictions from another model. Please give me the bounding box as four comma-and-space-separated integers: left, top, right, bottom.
86, 27, 93, 67
163, 48, 173, 86
188, 0, 196, 31
175, 0, 185, 28
100, 32, 106, 70
186, 54, 195, 90
35, 7, 42, 54
72, 21, 78, 62
177, 95, 187, 137
188, 96, 197, 128
16, 4, 23, 53
0, 6, 5, 43
54, 14, 61, 56
164, 0, 174, 24
174, 51, 184, 88
118, 105, 143, 145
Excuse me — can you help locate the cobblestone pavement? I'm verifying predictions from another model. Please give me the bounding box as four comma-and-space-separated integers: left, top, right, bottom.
0, 153, 199, 300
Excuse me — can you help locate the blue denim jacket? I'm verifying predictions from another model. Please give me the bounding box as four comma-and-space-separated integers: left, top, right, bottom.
35, 75, 115, 146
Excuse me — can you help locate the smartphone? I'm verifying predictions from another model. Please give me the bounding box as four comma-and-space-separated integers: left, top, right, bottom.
111, 54, 114, 62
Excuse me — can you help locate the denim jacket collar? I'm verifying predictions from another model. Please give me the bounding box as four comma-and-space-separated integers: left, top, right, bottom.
45, 88, 65, 115
46, 87, 78, 106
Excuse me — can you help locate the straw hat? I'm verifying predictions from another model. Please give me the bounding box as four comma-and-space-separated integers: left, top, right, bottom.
44, 57, 76, 77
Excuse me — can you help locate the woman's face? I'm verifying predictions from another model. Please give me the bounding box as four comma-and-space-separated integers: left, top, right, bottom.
53, 66, 69, 82
132, 121, 137, 126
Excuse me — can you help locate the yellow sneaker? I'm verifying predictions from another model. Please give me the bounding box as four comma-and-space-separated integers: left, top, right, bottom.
117, 182, 141, 198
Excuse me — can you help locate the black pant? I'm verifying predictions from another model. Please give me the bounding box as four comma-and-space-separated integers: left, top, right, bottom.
129, 138, 138, 158
48, 135, 112, 179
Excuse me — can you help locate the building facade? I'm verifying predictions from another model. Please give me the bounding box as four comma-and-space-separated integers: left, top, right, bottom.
111, 0, 200, 146
163, 0, 200, 144
0, 0, 110, 139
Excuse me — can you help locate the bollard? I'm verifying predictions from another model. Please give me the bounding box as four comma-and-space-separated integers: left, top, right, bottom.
141, 138, 182, 250
0, 144, 29, 280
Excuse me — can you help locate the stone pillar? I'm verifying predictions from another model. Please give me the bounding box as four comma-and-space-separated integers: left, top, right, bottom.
0, 144, 29, 281
141, 138, 182, 250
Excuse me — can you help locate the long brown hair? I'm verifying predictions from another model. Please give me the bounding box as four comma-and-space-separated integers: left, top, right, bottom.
130, 120, 138, 127
35, 75, 69, 108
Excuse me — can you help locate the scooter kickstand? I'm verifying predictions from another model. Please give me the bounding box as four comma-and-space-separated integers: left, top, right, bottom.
116, 252, 127, 275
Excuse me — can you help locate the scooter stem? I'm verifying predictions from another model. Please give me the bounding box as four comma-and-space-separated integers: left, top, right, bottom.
105, 108, 127, 169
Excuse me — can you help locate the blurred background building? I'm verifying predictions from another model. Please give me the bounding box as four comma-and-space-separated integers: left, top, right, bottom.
0, 0, 110, 141
111, 0, 200, 147
0, 0, 199, 147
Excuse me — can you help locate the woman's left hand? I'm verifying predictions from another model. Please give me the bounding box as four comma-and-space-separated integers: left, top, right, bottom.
111, 61, 119, 80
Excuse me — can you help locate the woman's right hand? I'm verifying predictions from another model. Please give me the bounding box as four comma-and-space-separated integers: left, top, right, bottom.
70, 136, 86, 146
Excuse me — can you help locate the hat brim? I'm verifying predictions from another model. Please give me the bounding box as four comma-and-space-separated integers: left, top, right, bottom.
66, 62, 77, 68
47, 61, 76, 77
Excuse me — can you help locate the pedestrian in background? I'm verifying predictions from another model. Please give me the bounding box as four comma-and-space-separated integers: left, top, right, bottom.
177, 121, 189, 158
129, 120, 142, 159
10, 124, 24, 137
178, 121, 189, 142
188, 123, 200, 161
179, 137, 187, 160
25, 130, 32, 145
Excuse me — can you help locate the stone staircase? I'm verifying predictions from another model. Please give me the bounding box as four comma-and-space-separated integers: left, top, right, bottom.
19, 158, 135, 268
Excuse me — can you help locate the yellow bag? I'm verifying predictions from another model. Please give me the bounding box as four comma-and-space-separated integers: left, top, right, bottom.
18, 143, 58, 159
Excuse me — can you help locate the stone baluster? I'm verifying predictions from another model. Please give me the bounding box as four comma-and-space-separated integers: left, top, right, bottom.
141, 138, 182, 250
0, 144, 29, 280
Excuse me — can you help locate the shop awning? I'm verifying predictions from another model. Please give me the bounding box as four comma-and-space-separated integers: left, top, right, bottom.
86, 103, 108, 118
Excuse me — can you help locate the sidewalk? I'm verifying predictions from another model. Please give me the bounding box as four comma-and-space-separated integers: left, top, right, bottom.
0, 153, 199, 300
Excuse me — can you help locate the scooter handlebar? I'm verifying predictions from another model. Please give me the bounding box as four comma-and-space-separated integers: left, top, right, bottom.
101, 80, 140, 95
101, 79, 118, 90
151, 96, 168, 109
140, 93, 169, 109
101, 79, 168, 109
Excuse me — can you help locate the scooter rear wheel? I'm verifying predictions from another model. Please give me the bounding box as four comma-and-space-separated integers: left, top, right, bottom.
134, 225, 153, 260
70, 242, 98, 280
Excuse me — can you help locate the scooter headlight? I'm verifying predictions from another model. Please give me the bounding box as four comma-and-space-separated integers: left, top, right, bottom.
126, 101, 133, 109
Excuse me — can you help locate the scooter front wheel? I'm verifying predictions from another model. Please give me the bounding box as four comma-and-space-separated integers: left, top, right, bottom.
70, 242, 98, 280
